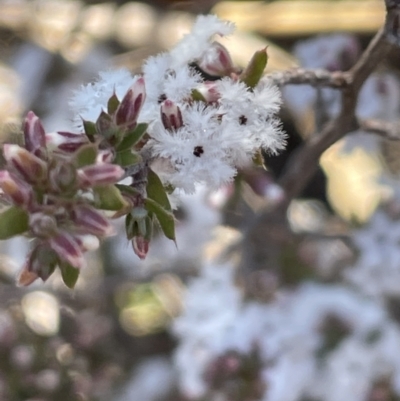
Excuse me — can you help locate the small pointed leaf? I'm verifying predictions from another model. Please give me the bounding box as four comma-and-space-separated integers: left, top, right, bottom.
116, 123, 148, 152
240, 48, 268, 89
82, 120, 97, 139
107, 93, 120, 114
115, 184, 141, 196
0, 206, 29, 239
94, 184, 129, 211
73, 143, 97, 168
144, 198, 175, 241
114, 149, 142, 167
60, 261, 80, 289
147, 169, 172, 211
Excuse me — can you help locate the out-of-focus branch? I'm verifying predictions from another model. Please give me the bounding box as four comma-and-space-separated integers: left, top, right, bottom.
240, 22, 394, 278
360, 119, 400, 140
278, 28, 390, 202
267, 68, 350, 89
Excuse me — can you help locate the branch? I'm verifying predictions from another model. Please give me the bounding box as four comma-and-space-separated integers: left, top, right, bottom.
267, 68, 350, 89
359, 119, 400, 140
278, 28, 390, 204
240, 23, 394, 278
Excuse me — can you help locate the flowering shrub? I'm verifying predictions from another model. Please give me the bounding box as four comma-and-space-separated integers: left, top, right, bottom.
0, 15, 285, 288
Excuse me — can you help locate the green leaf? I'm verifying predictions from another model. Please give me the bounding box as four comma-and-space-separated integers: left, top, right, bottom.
125, 213, 137, 240
144, 198, 175, 241
93, 184, 129, 211
0, 206, 29, 239
116, 123, 148, 152
144, 213, 153, 241
73, 143, 97, 168
107, 93, 120, 114
82, 120, 97, 140
191, 89, 206, 102
114, 149, 142, 167
60, 261, 80, 289
115, 184, 141, 197
240, 48, 268, 89
146, 168, 172, 211
96, 111, 118, 140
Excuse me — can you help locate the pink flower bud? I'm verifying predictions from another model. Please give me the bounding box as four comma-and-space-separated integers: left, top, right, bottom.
71, 204, 114, 236
48, 161, 77, 193
45, 131, 88, 153
3, 144, 47, 184
17, 243, 59, 285
23, 111, 47, 160
96, 149, 114, 164
0, 170, 32, 206
132, 235, 149, 260
198, 42, 234, 77
49, 231, 85, 269
161, 100, 183, 131
77, 164, 124, 187
114, 77, 146, 128
29, 213, 58, 238
195, 81, 220, 103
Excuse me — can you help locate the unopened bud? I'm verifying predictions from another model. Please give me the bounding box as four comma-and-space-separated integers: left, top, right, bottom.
132, 235, 149, 260
3, 144, 47, 185
72, 204, 114, 236
49, 161, 77, 193
195, 82, 220, 103
46, 131, 88, 153
0, 170, 32, 206
114, 77, 146, 129
161, 100, 183, 131
96, 149, 115, 164
49, 231, 85, 269
30, 244, 59, 281
23, 111, 47, 160
198, 42, 235, 77
30, 213, 58, 238
77, 164, 124, 187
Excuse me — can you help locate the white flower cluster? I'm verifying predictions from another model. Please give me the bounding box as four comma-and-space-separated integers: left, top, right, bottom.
70, 15, 285, 193
344, 211, 400, 298
173, 262, 400, 401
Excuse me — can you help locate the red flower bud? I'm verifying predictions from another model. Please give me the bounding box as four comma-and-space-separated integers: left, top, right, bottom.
3, 144, 47, 185
0, 170, 33, 207
77, 164, 124, 187
198, 42, 235, 77
46, 131, 88, 153
23, 111, 47, 160
72, 204, 114, 236
49, 231, 85, 269
161, 100, 183, 131
114, 77, 146, 129
132, 235, 149, 260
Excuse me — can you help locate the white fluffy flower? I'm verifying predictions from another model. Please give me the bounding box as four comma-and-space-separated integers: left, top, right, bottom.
169, 15, 235, 68
344, 211, 400, 298
69, 14, 285, 193
173, 263, 400, 401
69, 68, 137, 127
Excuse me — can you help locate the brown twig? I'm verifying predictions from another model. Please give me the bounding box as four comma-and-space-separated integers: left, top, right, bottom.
267, 68, 350, 89
240, 25, 394, 277
360, 119, 400, 141
278, 28, 390, 204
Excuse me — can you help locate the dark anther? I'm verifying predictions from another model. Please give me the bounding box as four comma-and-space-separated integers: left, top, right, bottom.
239, 115, 248, 125
193, 146, 204, 157
158, 94, 167, 104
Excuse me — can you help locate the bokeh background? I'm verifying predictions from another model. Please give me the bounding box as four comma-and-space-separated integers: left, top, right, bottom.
0, 0, 397, 400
